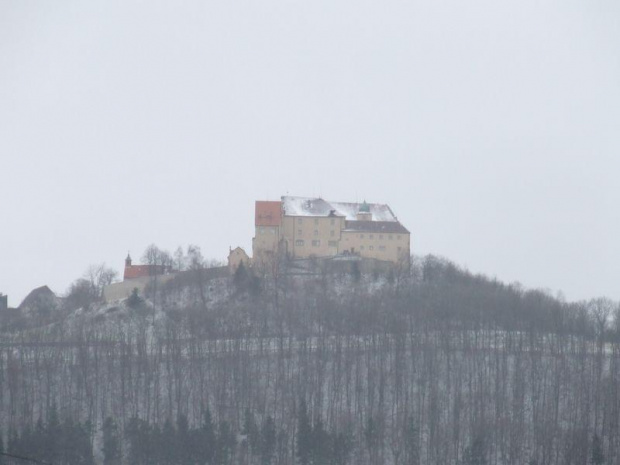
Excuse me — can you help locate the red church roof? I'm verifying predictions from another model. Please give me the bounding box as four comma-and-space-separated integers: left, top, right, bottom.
124, 265, 165, 280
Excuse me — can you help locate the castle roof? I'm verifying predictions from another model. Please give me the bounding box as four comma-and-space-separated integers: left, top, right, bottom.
255, 201, 282, 226
282, 196, 397, 222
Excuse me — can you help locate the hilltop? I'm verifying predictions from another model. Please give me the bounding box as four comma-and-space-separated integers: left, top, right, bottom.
2, 254, 614, 341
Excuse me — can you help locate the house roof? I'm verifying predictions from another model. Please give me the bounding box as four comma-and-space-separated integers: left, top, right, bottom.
228, 247, 249, 257
281, 196, 398, 222
19, 285, 57, 309
255, 201, 282, 227
343, 220, 410, 234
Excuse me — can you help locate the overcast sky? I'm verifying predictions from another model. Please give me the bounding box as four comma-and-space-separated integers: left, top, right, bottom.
1, 0, 619, 306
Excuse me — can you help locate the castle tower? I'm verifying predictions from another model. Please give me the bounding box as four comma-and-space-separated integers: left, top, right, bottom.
356, 200, 372, 221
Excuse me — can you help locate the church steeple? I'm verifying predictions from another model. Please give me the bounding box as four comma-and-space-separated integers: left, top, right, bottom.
125, 253, 132, 267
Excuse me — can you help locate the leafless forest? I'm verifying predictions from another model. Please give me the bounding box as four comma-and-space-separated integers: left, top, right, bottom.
1, 254, 619, 465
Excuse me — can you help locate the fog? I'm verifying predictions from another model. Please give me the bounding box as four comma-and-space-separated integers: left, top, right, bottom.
1, 0, 619, 305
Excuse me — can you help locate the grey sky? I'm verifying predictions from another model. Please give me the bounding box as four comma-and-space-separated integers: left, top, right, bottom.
1, 0, 619, 306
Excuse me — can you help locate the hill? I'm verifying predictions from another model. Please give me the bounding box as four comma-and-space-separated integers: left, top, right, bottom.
0, 255, 617, 465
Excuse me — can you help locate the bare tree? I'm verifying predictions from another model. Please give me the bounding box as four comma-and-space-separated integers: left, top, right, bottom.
85, 263, 118, 299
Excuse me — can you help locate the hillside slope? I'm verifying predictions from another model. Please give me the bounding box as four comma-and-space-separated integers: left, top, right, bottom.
1, 256, 618, 465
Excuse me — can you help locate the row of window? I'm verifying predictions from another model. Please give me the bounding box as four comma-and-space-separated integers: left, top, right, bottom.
297, 229, 337, 237
358, 233, 402, 240
295, 240, 321, 247
294, 240, 340, 247
257, 227, 277, 235
357, 245, 402, 252
298, 218, 337, 226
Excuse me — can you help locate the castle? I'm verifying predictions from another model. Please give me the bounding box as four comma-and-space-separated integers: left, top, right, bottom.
251, 196, 410, 267
109, 195, 410, 300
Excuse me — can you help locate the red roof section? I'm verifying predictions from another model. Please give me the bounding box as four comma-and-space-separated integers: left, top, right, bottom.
124, 265, 165, 280
255, 201, 282, 227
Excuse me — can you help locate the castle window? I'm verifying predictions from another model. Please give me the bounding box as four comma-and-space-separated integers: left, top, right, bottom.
330, 218, 335, 225
379, 246, 386, 251
397, 246, 402, 252
330, 230, 335, 237
312, 240, 320, 247
360, 246, 365, 250
360, 234, 364, 239
298, 218, 302, 225
328, 240, 338, 247
379, 235, 383, 240
296, 240, 305, 247
369, 234, 374, 239
369, 246, 374, 251
314, 230, 319, 236
298, 229, 302, 236
314, 219, 319, 225
397, 235, 401, 240
389, 235, 393, 240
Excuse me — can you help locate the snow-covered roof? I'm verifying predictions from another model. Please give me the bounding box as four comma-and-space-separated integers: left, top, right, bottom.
281, 196, 398, 222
